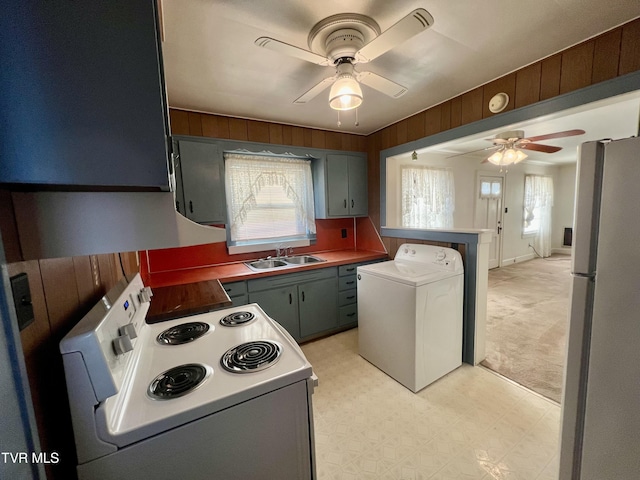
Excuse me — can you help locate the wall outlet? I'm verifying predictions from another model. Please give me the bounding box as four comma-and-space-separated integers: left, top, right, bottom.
10, 273, 34, 331
341, 228, 347, 238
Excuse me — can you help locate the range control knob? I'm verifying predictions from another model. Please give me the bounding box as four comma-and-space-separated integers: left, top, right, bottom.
119, 323, 137, 339
138, 286, 153, 303
113, 334, 133, 355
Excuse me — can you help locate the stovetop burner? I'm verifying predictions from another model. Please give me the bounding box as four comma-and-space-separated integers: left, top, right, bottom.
148, 363, 210, 400
221, 340, 282, 374
219, 311, 256, 327
156, 322, 210, 345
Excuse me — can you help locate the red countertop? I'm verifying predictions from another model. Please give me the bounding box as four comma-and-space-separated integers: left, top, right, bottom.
144, 249, 388, 288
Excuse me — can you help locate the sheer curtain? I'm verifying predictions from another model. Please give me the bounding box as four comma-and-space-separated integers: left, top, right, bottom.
224, 152, 316, 244
524, 175, 554, 257
401, 166, 455, 228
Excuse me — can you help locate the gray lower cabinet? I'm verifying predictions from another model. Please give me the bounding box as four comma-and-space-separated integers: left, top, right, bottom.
298, 277, 338, 338
336, 260, 386, 327
249, 286, 300, 340
338, 264, 359, 327
248, 268, 338, 342
221, 281, 248, 307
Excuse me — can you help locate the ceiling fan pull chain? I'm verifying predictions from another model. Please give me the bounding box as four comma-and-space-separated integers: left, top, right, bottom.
355, 107, 359, 127
337, 110, 341, 127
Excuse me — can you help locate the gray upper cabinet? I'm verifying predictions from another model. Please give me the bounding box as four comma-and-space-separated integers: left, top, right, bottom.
0, 1, 170, 189
174, 138, 226, 224
314, 154, 368, 218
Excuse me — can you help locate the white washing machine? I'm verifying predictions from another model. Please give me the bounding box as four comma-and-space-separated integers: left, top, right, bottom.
357, 244, 464, 392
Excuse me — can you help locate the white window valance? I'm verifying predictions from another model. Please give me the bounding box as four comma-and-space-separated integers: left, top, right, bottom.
224, 152, 316, 247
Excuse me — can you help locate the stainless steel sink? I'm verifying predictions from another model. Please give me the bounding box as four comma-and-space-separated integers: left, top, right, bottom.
283, 255, 325, 265
244, 255, 325, 272
245, 259, 288, 270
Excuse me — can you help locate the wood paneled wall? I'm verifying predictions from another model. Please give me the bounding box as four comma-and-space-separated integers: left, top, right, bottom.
169, 109, 367, 152
367, 18, 640, 233
5, 251, 138, 480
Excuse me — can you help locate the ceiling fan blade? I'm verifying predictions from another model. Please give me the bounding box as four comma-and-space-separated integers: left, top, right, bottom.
446, 145, 498, 159
255, 37, 329, 66
293, 76, 336, 104
525, 129, 586, 142
357, 71, 407, 98
520, 143, 562, 153
355, 8, 434, 63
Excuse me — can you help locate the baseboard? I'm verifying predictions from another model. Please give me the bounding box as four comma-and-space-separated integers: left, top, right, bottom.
502, 252, 535, 265
552, 247, 572, 255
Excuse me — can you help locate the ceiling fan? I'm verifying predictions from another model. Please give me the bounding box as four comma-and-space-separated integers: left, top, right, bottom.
450, 129, 586, 166
255, 8, 434, 111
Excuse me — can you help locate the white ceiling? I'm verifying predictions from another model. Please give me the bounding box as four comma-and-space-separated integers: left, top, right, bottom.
161, 0, 640, 136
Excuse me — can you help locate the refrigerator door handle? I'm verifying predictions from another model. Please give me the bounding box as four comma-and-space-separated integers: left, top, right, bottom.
571, 141, 605, 275
560, 272, 596, 478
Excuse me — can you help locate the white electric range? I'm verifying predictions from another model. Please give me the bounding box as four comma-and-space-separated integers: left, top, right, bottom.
60, 273, 317, 480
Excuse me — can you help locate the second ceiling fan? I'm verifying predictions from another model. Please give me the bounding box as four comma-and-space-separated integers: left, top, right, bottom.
450, 129, 586, 166
255, 8, 434, 110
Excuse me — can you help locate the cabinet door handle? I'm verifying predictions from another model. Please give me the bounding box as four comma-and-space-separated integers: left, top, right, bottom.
343, 199, 347, 208
346, 295, 355, 300
351, 199, 354, 209
346, 267, 355, 272
289, 293, 292, 304
189, 200, 193, 213
346, 280, 355, 285
301, 291, 305, 302
346, 312, 356, 317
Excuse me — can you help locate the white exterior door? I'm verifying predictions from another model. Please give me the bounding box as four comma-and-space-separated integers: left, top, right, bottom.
475, 174, 504, 269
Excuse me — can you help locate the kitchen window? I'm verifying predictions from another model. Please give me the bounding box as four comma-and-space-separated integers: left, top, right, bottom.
523, 174, 554, 257
224, 152, 316, 254
523, 174, 553, 235
401, 166, 455, 229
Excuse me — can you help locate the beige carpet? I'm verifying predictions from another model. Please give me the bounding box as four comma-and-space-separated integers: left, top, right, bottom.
481, 255, 572, 403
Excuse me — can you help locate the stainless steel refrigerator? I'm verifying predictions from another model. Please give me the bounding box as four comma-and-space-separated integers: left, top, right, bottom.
559, 137, 640, 479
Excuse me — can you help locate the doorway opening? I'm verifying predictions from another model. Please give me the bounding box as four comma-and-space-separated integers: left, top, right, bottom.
481, 254, 571, 403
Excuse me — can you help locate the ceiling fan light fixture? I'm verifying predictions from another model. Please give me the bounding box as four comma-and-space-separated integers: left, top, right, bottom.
329, 69, 363, 111
487, 150, 504, 165
503, 148, 519, 163
514, 149, 528, 163
487, 146, 528, 166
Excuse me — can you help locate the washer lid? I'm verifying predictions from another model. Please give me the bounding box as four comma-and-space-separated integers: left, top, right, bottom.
357, 260, 461, 286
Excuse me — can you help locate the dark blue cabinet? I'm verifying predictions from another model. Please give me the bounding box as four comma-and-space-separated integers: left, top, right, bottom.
0, 1, 170, 189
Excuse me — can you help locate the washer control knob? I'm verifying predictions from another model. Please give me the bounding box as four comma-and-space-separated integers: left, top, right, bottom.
138, 286, 153, 303
436, 250, 446, 261
113, 334, 133, 355
119, 323, 137, 339
403, 248, 409, 254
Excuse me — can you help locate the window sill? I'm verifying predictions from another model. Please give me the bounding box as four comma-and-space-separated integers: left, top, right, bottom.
228, 238, 313, 255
